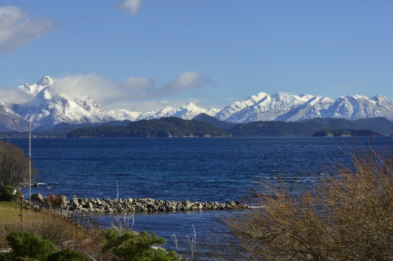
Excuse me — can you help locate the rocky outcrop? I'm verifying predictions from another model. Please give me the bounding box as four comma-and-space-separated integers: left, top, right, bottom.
61, 197, 247, 213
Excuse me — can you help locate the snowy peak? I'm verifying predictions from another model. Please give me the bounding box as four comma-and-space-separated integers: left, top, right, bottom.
12, 82, 116, 126
137, 102, 219, 121
75, 95, 103, 112
36, 76, 54, 87
216, 91, 315, 122
215, 92, 269, 121
106, 109, 141, 121
18, 76, 55, 96
213, 91, 393, 123
247, 92, 269, 103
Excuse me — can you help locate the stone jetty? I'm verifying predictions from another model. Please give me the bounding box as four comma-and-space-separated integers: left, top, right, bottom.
30, 193, 247, 213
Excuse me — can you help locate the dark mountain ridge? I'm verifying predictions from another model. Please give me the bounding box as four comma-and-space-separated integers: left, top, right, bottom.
67, 117, 231, 138
227, 117, 393, 137
192, 113, 236, 129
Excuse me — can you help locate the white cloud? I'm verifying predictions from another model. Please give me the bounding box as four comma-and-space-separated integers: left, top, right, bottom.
115, 0, 143, 15
110, 99, 194, 112
0, 87, 30, 103
0, 6, 56, 54
160, 71, 212, 95
52, 71, 212, 107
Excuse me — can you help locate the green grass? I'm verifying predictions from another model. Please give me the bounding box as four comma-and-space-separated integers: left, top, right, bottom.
0, 201, 24, 223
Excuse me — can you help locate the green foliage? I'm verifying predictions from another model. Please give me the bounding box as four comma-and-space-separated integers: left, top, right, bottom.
101, 229, 180, 261
46, 248, 90, 261
0, 185, 16, 201
6, 231, 56, 260
67, 117, 230, 138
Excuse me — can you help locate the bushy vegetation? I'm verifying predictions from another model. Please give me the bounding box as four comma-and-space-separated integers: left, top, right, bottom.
6, 231, 57, 260
46, 248, 90, 261
209, 148, 393, 260
3, 231, 90, 261
101, 229, 180, 261
0, 185, 16, 201
2, 228, 179, 261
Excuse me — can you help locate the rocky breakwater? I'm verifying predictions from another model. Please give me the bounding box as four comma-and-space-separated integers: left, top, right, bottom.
65, 197, 247, 213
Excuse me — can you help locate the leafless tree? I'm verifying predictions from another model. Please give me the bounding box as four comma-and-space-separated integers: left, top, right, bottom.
0, 141, 31, 187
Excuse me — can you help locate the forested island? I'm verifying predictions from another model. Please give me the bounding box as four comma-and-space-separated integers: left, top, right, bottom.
312, 129, 383, 137
66, 117, 230, 138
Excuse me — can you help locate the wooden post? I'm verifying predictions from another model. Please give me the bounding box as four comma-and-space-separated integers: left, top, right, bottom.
29, 116, 32, 211
20, 196, 23, 223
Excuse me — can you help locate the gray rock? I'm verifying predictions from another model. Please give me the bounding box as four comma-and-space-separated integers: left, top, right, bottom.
227, 200, 237, 207
31, 193, 44, 203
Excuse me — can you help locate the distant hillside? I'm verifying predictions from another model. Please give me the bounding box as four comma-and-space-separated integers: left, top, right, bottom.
227, 117, 393, 137
67, 117, 231, 138
31, 120, 132, 137
313, 129, 383, 137
192, 113, 236, 129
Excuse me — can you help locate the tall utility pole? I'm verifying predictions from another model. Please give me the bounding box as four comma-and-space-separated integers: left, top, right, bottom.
29, 116, 32, 210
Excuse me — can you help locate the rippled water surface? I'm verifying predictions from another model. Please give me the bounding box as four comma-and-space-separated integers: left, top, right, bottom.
5, 137, 393, 248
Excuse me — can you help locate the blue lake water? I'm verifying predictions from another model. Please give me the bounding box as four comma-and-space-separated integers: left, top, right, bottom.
4, 137, 393, 248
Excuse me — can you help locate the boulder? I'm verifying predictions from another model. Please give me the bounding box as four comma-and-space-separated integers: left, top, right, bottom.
31, 193, 44, 203
226, 200, 237, 207
71, 198, 79, 207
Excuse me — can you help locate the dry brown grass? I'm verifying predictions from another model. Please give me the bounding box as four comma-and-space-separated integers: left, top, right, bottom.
0, 204, 91, 252
207, 147, 393, 260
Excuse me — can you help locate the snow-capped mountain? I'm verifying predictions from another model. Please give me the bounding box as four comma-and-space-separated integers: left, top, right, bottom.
0, 76, 220, 129
0, 101, 32, 132
106, 109, 141, 121
18, 76, 54, 96
138, 102, 219, 121
13, 86, 113, 126
216, 92, 393, 123
1, 75, 393, 132
9, 76, 146, 126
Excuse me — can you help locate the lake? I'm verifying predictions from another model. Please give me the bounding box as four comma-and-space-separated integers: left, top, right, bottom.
5, 137, 393, 249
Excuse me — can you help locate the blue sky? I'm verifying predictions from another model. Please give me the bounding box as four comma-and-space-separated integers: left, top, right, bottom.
0, 0, 392, 111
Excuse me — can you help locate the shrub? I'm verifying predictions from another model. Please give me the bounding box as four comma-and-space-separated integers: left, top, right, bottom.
101, 229, 180, 260
209, 148, 393, 260
20, 214, 81, 247
0, 185, 16, 201
6, 231, 56, 260
46, 248, 90, 261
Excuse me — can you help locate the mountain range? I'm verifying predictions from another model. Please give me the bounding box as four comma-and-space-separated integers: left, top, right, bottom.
1, 76, 393, 132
